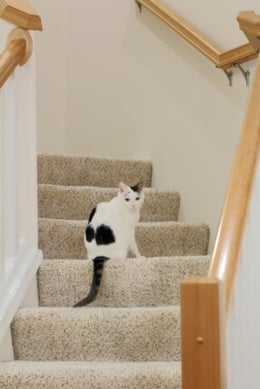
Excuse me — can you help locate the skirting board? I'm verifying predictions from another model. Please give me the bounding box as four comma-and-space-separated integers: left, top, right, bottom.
0, 242, 42, 346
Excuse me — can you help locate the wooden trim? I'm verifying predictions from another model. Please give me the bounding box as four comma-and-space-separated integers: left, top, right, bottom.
136, 0, 222, 64
181, 277, 226, 389
0, 244, 42, 345
0, 27, 32, 88
237, 11, 260, 36
0, 0, 42, 30
135, 0, 258, 69
208, 57, 260, 312
0, 40, 25, 87
218, 43, 258, 69
237, 11, 260, 52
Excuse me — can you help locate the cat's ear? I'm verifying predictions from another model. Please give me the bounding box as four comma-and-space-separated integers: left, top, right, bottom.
131, 182, 143, 193
137, 182, 143, 192
119, 182, 128, 193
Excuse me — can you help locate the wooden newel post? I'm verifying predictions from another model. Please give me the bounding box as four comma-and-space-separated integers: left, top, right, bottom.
181, 277, 226, 389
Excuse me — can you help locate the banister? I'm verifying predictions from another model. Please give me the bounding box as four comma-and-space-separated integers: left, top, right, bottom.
209, 39, 260, 315
181, 15, 260, 389
181, 56, 260, 389
181, 277, 226, 389
0, 27, 33, 88
135, 0, 258, 69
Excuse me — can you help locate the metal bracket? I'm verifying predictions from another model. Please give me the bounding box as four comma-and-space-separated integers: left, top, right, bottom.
234, 64, 250, 86
223, 69, 233, 87
135, 0, 142, 13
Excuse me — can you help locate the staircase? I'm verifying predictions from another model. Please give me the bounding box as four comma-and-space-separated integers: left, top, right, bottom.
0, 153, 210, 388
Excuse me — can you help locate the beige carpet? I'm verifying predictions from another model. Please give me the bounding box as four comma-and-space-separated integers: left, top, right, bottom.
0, 154, 211, 388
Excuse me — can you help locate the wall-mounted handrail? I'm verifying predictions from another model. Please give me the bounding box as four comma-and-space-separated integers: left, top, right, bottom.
0, 27, 33, 88
0, 0, 42, 30
135, 0, 258, 69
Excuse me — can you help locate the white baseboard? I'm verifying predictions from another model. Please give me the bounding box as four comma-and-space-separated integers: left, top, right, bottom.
0, 242, 42, 346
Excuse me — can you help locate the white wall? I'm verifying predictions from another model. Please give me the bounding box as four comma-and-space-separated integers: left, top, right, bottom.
31, 0, 260, 250
32, 0, 67, 154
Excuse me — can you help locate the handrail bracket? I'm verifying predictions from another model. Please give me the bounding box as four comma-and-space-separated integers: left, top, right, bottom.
223, 69, 233, 87
235, 64, 250, 86
135, 0, 142, 13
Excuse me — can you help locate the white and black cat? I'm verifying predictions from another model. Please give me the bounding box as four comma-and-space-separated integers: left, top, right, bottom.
73, 182, 145, 307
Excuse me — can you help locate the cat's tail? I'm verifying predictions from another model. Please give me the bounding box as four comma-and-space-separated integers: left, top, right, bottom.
73, 256, 109, 307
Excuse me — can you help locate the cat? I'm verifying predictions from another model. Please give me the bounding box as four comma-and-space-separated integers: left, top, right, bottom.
73, 181, 145, 307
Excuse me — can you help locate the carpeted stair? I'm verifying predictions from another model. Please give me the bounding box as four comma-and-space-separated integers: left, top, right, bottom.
0, 154, 210, 388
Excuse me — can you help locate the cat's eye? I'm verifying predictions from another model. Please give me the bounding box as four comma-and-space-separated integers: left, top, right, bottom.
136, 197, 140, 201
125, 198, 130, 202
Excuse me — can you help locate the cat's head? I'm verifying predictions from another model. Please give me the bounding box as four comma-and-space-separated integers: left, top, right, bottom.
118, 182, 145, 212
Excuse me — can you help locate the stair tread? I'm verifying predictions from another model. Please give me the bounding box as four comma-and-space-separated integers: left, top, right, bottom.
12, 306, 181, 362
39, 218, 209, 259
38, 255, 210, 307
0, 361, 181, 389
38, 154, 153, 187
38, 184, 180, 221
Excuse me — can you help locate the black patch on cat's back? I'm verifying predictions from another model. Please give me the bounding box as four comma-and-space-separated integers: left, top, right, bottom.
85, 207, 97, 242
86, 225, 95, 242
96, 224, 115, 245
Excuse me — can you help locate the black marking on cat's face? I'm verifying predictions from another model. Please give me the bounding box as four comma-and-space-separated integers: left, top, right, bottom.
88, 207, 97, 224
86, 225, 95, 242
130, 182, 143, 193
95, 224, 116, 245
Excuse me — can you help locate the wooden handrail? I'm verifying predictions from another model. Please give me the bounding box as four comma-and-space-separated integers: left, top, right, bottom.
181, 56, 260, 389
237, 11, 260, 53
238, 11, 260, 36
208, 56, 260, 312
0, 39, 26, 87
181, 15, 260, 389
135, 0, 258, 69
0, 0, 42, 30
0, 27, 33, 88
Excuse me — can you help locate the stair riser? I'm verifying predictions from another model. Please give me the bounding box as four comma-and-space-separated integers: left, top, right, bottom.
38, 155, 152, 187
38, 185, 180, 222
12, 307, 180, 362
39, 219, 209, 259
0, 361, 181, 389
38, 257, 210, 307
